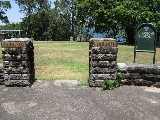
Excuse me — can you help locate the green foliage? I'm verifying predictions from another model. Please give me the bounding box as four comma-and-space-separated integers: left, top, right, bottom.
54, 0, 90, 41
15, 0, 51, 38
21, 10, 50, 39
102, 72, 124, 91
20, 7, 73, 40
0, 22, 21, 37
15, 0, 50, 15
11, 0, 160, 42
15, 0, 86, 40
14, 0, 90, 41
102, 80, 119, 90
0, 23, 20, 30
116, 72, 124, 81
77, 0, 160, 44
0, 1, 11, 23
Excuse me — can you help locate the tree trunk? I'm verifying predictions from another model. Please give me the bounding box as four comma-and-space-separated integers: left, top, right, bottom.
126, 26, 135, 45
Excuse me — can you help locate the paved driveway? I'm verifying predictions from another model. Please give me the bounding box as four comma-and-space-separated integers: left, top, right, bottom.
0, 80, 160, 120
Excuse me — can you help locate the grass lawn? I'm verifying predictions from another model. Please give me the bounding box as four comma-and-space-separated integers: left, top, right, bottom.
118, 44, 160, 64
34, 41, 88, 80
1, 41, 160, 80
34, 41, 160, 80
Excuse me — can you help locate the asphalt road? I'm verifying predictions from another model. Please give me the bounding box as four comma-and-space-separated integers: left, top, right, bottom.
0, 80, 160, 120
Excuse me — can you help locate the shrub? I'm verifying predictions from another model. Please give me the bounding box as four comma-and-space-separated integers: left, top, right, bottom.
102, 72, 124, 90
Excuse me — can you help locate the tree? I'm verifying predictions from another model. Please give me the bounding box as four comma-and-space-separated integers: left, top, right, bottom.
0, 22, 21, 30
15, 0, 50, 15
21, 7, 72, 40
21, 8, 51, 40
77, 0, 160, 44
0, 22, 22, 37
0, 1, 11, 23
15, 0, 51, 37
77, 0, 120, 38
54, 0, 79, 40
15, 0, 91, 41
47, 8, 72, 40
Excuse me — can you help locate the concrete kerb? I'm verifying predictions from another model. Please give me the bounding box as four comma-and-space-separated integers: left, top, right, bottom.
32, 80, 86, 88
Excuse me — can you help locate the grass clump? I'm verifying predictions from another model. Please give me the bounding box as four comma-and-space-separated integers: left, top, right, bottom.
102, 72, 124, 90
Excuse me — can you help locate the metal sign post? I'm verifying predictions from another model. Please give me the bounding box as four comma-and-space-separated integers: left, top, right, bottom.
134, 23, 157, 64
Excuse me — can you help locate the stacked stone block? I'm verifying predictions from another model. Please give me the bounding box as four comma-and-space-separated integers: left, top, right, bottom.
118, 63, 160, 87
1, 38, 35, 86
89, 38, 118, 87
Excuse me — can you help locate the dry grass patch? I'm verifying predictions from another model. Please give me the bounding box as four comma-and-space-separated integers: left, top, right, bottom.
118, 45, 160, 64
34, 41, 88, 80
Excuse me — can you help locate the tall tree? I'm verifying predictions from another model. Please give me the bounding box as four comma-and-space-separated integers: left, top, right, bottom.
21, 7, 72, 40
15, 0, 51, 37
0, 1, 11, 23
21, 10, 50, 40
77, 0, 120, 37
54, 0, 78, 40
77, 0, 160, 44
47, 8, 72, 40
15, 0, 50, 15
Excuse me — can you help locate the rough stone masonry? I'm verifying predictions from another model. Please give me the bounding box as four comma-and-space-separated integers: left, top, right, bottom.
0, 63, 4, 84
1, 38, 35, 86
89, 38, 118, 87
118, 63, 160, 87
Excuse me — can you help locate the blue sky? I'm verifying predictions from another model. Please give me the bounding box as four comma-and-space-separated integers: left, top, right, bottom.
0, 0, 55, 25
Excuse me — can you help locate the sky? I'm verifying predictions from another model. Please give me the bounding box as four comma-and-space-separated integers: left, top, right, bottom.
0, 0, 55, 25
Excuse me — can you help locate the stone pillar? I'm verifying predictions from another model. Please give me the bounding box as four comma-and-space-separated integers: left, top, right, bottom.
89, 38, 118, 87
1, 38, 35, 86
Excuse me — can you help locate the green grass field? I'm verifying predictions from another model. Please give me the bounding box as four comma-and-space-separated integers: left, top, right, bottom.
34, 41, 160, 80
34, 41, 88, 80
1, 41, 160, 80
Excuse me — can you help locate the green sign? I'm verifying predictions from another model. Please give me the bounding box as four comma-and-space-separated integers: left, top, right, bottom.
134, 23, 157, 64
135, 24, 157, 51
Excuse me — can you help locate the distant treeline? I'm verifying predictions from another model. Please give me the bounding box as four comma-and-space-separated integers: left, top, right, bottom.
0, 0, 160, 44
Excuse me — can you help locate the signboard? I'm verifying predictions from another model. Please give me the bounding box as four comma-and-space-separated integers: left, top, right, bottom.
1, 41, 26, 48
134, 23, 157, 64
93, 40, 117, 47
90, 38, 118, 47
